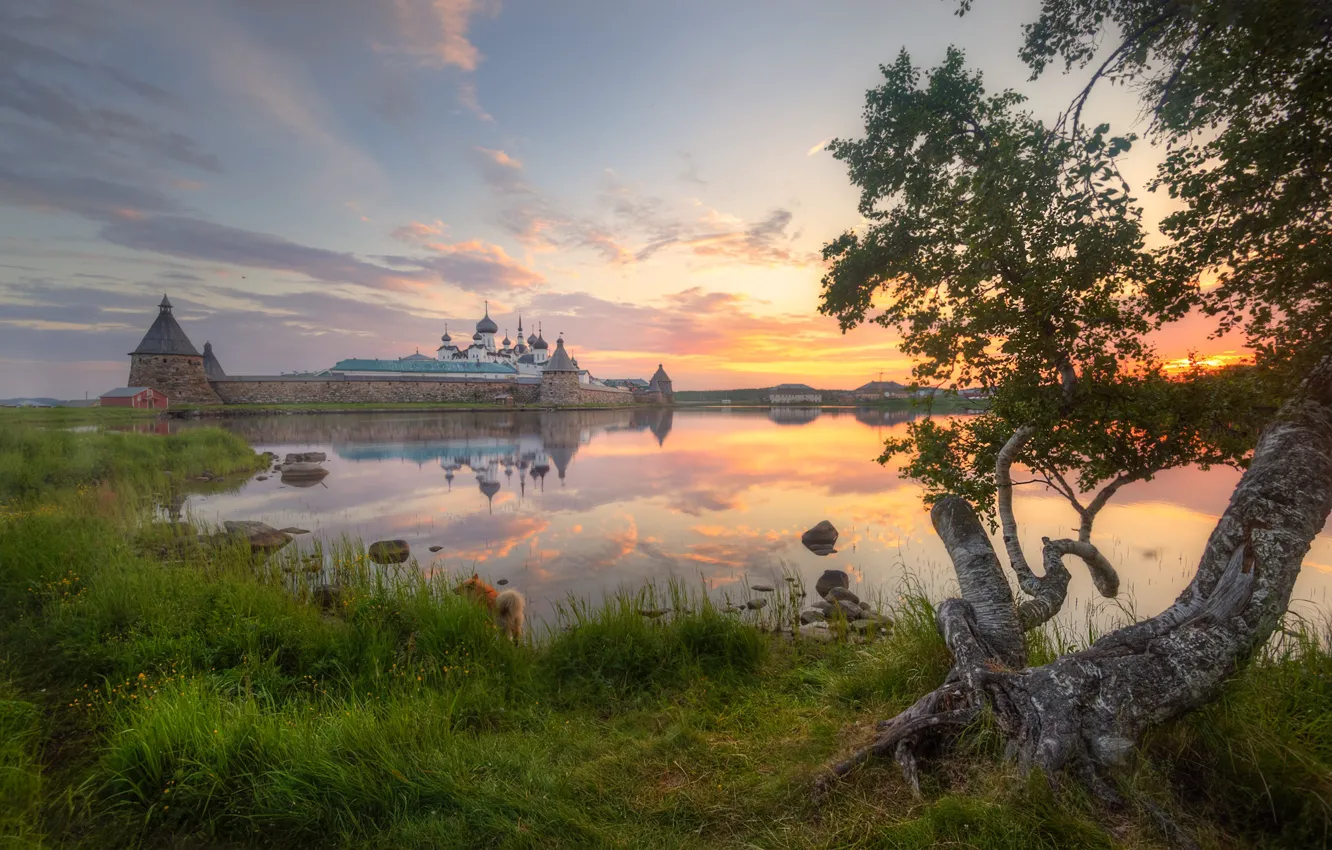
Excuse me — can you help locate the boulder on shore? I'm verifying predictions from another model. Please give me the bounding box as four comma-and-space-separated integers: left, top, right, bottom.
830, 599, 863, 621
801, 520, 839, 556
799, 607, 826, 625
825, 586, 860, 606
222, 521, 292, 553
745, 598, 768, 610
814, 569, 849, 599
368, 539, 410, 564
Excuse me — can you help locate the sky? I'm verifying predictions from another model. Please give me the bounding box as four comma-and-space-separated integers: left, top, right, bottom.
0, 0, 1235, 398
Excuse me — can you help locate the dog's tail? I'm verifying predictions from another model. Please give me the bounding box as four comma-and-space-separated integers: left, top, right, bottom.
495, 589, 526, 641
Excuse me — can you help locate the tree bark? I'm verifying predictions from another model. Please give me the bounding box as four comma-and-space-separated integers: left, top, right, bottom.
825, 353, 1332, 793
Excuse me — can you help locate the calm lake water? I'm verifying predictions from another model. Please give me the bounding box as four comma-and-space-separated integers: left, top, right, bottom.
177, 408, 1332, 630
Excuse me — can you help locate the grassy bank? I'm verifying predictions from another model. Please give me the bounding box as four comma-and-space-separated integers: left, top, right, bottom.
0, 422, 1327, 848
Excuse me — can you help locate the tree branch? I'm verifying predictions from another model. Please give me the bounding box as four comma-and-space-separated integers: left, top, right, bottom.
996, 424, 1040, 591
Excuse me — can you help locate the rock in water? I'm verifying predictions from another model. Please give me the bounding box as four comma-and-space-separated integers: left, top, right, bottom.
280, 462, 328, 489
281, 527, 310, 535
826, 586, 860, 605
222, 521, 292, 553
801, 520, 839, 555
745, 598, 768, 610
814, 569, 849, 599
751, 584, 775, 592
256, 475, 269, 481
428, 545, 443, 553
496, 579, 509, 586
284, 452, 327, 464
368, 539, 410, 564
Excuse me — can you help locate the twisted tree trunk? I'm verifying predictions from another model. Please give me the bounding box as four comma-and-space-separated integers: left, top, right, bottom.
824, 354, 1332, 797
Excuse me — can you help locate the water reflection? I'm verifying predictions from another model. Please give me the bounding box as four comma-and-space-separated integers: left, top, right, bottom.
181, 406, 1332, 629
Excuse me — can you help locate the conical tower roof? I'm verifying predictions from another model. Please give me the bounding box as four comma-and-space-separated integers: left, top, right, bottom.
542, 337, 579, 372
647, 363, 671, 391
202, 341, 227, 379
130, 295, 200, 356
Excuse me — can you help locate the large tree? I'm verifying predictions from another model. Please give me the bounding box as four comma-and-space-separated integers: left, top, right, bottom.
816, 4, 1332, 802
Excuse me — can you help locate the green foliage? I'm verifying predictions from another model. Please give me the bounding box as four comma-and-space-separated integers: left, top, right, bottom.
1018, 0, 1332, 387
819, 45, 1266, 531
0, 422, 262, 502
544, 594, 766, 699
0, 683, 44, 846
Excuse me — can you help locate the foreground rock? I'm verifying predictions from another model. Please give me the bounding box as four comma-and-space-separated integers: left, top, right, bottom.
745, 598, 768, 610
826, 586, 859, 605
222, 521, 292, 553
814, 569, 849, 599
799, 607, 826, 624
830, 599, 863, 621
801, 520, 839, 555
367, 539, 410, 564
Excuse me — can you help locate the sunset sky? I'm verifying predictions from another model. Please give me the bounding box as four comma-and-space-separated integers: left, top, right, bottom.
0, 0, 1234, 398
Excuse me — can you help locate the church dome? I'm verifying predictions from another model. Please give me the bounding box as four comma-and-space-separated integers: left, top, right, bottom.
533, 335, 549, 350
473, 332, 483, 341
441, 329, 452, 344
476, 304, 498, 335
527, 333, 537, 346
502, 333, 511, 347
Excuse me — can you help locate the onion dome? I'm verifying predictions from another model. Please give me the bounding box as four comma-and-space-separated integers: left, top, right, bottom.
527, 332, 538, 346
473, 332, 483, 341
440, 324, 453, 345
502, 331, 512, 347
533, 334, 549, 350
476, 301, 498, 335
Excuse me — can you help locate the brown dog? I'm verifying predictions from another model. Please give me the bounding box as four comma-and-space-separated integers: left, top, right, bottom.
456, 574, 526, 641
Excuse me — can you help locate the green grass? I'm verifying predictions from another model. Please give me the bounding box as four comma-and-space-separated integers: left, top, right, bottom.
0, 420, 1328, 848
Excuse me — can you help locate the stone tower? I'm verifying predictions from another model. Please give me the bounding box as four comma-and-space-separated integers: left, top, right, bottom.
647, 364, 674, 401
538, 337, 582, 404
127, 295, 221, 404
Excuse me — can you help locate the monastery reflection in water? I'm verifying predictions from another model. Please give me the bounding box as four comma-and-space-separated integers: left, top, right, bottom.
207, 407, 677, 508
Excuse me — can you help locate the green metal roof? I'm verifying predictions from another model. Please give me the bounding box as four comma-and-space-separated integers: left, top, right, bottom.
331, 358, 518, 374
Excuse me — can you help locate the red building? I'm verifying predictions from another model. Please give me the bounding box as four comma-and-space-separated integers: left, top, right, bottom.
99, 387, 169, 409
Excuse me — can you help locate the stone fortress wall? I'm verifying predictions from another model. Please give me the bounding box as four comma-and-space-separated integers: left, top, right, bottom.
537, 372, 636, 406
211, 376, 542, 405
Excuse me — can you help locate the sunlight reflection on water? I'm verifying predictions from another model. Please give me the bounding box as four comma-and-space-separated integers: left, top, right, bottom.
179, 408, 1332, 631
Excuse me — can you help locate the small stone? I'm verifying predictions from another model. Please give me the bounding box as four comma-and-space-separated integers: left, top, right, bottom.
284, 452, 327, 464
280, 527, 310, 535
826, 586, 860, 605
849, 618, 875, 631
812, 600, 834, 614
256, 475, 269, 481
799, 607, 826, 625
751, 584, 775, 592
815, 569, 850, 599
428, 545, 443, 552
745, 598, 768, 610
496, 579, 509, 586
367, 539, 410, 564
